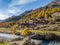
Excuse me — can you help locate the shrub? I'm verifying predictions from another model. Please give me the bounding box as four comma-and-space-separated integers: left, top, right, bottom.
12, 25, 17, 34
20, 28, 31, 36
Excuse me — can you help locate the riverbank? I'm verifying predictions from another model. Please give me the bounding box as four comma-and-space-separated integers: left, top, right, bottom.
0, 27, 60, 35
0, 31, 60, 45
0, 28, 60, 41
0, 42, 9, 45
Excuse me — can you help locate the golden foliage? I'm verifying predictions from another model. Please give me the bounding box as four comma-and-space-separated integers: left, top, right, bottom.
53, 15, 57, 21
12, 25, 17, 34
20, 28, 31, 36
19, 7, 60, 22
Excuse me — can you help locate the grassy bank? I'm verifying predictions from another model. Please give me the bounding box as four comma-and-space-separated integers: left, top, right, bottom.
20, 30, 60, 36
30, 30, 60, 36
0, 28, 60, 36
0, 42, 9, 45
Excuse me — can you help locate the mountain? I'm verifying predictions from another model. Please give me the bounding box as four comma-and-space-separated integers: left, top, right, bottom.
0, 20, 3, 22
19, 0, 60, 22
3, 0, 60, 22
3, 10, 32, 22
51, 0, 60, 3
47, 0, 60, 7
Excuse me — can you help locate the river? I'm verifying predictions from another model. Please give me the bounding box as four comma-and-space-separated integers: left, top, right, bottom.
42, 41, 60, 45
0, 33, 20, 41
0, 33, 60, 45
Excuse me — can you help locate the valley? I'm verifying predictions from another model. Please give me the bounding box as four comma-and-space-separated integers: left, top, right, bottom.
0, 0, 60, 45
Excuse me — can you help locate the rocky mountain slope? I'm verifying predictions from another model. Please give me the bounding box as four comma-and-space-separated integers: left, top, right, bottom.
0, 0, 60, 30
3, 10, 32, 22
47, 0, 60, 7
0, 20, 3, 22
18, 0, 60, 22
3, 0, 60, 22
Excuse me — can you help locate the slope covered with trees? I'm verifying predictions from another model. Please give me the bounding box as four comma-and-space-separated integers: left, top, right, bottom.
19, 6, 60, 22
3, 10, 32, 22
19, 0, 60, 22
0, 0, 60, 31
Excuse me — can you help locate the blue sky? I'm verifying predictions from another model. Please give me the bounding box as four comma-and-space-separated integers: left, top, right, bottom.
0, 0, 52, 20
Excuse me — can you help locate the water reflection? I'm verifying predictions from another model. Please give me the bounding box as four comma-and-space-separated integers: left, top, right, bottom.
42, 40, 50, 45
0, 33, 20, 40
42, 41, 60, 45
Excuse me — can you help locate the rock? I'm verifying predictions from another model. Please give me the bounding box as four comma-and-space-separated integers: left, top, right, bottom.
19, 37, 30, 45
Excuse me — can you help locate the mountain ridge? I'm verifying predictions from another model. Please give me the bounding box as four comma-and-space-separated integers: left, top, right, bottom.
3, 10, 32, 22
3, 0, 60, 22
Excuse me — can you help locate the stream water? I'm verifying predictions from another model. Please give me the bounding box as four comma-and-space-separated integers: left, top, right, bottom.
0, 33, 60, 45
0, 33, 20, 40
42, 41, 60, 45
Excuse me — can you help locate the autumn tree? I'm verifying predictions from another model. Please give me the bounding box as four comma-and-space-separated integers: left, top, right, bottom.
12, 25, 17, 34
20, 28, 31, 36
53, 15, 57, 21
19, 7, 60, 22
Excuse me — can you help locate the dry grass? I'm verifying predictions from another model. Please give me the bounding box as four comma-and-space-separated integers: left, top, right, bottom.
20, 30, 60, 36
0, 28, 60, 36
30, 30, 60, 36
0, 42, 9, 45
0, 28, 11, 33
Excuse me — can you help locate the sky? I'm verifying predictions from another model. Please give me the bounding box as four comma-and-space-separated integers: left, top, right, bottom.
0, 0, 52, 20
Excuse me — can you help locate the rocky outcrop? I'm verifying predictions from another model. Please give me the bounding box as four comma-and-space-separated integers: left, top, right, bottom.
9, 37, 42, 45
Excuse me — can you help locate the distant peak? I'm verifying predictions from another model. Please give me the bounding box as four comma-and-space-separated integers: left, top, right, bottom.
52, 0, 60, 3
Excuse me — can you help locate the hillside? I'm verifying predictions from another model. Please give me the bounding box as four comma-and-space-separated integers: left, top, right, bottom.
19, 6, 60, 22
3, 0, 60, 22
3, 10, 32, 22
0, 20, 3, 22
0, 0, 60, 30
